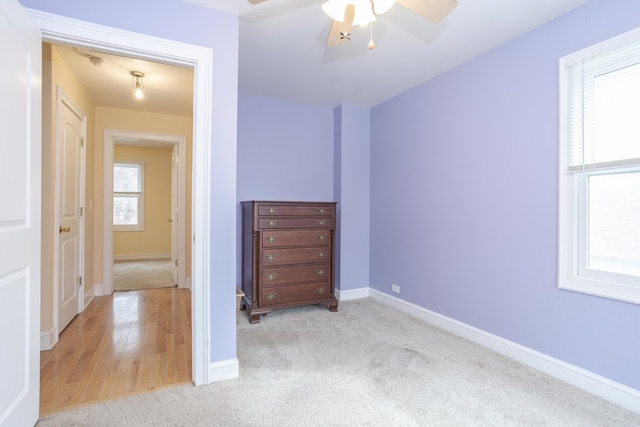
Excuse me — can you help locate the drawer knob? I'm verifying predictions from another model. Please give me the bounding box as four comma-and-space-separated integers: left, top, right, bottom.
317, 234, 327, 241
317, 219, 327, 226
266, 236, 277, 243
317, 269, 326, 276
317, 251, 325, 258
267, 207, 277, 214
318, 208, 326, 214
265, 272, 278, 281
267, 220, 277, 227
318, 287, 326, 295
266, 292, 277, 300
265, 254, 277, 262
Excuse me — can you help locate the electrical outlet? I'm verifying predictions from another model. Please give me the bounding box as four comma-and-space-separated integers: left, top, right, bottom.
391, 284, 400, 293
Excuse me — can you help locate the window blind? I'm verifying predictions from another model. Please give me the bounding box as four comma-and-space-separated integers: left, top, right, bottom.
566, 38, 640, 173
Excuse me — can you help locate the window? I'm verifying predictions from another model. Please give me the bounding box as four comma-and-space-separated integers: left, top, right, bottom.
559, 28, 640, 304
113, 161, 144, 231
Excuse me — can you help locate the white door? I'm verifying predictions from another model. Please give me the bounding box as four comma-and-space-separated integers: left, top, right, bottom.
57, 92, 84, 332
0, 1, 41, 426
170, 145, 178, 285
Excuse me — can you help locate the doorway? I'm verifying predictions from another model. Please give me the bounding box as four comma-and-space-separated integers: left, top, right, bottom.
31, 9, 213, 391
106, 131, 188, 293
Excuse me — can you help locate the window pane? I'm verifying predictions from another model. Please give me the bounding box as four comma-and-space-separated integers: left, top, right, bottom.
591, 63, 640, 164
588, 172, 640, 276
114, 196, 138, 225
114, 164, 140, 192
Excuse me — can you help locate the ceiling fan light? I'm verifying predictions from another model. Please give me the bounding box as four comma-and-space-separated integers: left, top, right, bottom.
372, 0, 395, 15
352, 0, 377, 26
322, 0, 348, 22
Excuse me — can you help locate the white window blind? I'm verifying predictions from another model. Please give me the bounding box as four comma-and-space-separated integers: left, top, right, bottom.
567, 39, 640, 173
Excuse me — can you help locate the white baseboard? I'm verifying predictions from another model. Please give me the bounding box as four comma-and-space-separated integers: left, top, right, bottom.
208, 358, 239, 383
113, 253, 170, 261
181, 277, 192, 290
94, 283, 106, 296
336, 287, 370, 301
368, 288, 640, 414
40, 326, 57, 351
83, 284, 95, 309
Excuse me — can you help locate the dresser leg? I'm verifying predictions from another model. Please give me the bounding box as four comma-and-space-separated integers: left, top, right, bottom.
323, 299, 339, 312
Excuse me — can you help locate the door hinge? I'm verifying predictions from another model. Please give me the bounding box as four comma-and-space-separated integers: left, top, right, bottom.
81, 137, 84, 147
79, 277, 82, 286
80, 206, 83, 216
175, 259, 178, 267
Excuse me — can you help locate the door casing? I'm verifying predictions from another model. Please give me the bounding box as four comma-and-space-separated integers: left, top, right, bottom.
29, 8, 213, 386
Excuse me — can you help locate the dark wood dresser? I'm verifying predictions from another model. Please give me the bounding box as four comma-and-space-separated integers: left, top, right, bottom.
240, 201, 339, 323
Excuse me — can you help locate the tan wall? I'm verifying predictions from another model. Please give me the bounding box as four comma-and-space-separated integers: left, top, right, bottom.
113, 145, 172, 258
41, 44, 96, 332
94, 107, 193, 285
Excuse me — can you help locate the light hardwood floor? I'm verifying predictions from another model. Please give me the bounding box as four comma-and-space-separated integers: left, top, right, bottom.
40, 288, 192, 416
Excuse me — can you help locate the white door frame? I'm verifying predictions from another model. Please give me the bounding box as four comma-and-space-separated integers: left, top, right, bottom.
104, 129, 187, 291
28, 9, 213, 385
52, 87, 86, 343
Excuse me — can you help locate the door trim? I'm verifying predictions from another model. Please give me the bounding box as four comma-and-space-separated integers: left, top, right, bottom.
104, 129, 187, 292
52, 87, 86, 345
28, 9, 213, 385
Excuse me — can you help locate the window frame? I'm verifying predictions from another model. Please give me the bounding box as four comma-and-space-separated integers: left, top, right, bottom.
558, 27, 640, 305
113, 161, 145, 232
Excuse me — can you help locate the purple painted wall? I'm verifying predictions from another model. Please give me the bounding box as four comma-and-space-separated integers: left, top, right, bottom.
237, 94, 334, 202
333, 105, 370, 292
21, 0, 240, 364
370, 0, 640, 390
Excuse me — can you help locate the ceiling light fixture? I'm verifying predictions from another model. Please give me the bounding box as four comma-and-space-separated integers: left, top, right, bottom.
88, 55, 105, 66
130, 71, 145, 99
322, 0, 395, 26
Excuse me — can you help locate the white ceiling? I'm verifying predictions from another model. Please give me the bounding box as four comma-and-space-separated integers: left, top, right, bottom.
195, 0, 591, 107
55, 0, 591, 114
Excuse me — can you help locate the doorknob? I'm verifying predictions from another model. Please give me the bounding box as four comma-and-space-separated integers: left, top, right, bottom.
59, 226, 70, 233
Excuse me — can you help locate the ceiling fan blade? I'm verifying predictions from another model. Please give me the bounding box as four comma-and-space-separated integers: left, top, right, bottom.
247, 0, 268, 4
326, 4, 355, 46
396, 0, 457, 23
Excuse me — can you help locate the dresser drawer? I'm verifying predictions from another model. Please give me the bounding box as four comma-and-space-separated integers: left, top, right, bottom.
261, 282, 331, 306
258, 204, 334, 217
262, 264, 330, 286
258, 217, 334, 229
262, 247, 330, 266
262, 230, 331, 247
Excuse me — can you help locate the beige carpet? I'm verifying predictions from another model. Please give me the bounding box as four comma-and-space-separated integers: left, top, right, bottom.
113, 259, 175, 292
36, 298, 640, 426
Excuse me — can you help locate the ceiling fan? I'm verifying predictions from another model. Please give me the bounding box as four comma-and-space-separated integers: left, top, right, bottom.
247, 0, 457, 49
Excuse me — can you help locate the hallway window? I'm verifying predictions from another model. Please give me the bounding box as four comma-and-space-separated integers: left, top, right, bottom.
114, 161, 145, 231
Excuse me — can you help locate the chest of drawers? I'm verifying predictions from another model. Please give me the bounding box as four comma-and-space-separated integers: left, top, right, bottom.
240, 201, 339, 323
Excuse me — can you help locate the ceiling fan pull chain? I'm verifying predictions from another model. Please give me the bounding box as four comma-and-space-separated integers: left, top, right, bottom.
368, 22, 375, 50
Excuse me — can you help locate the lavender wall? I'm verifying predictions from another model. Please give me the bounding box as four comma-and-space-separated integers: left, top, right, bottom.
370, 0, 640, 390
333, 105, 370, 291
21, 0, 240, 364
237, 94, 334, 202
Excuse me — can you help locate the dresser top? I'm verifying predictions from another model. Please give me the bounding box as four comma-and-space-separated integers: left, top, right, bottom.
242, 200, 337, 206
